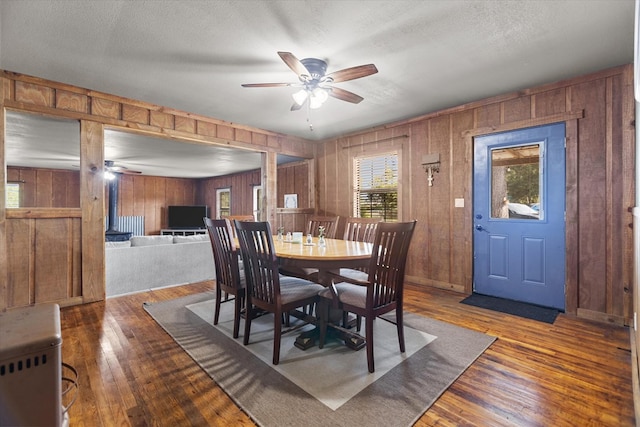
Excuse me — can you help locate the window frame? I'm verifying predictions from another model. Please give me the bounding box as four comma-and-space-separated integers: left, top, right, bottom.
216, 187, 231, 219
351, 149, 401, 221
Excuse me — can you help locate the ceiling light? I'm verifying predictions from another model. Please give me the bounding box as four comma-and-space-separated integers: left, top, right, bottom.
309, 88, 329, 109
292, 89, 308, 106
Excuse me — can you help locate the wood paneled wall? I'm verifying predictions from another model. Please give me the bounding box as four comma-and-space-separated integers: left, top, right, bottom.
0, 70, 315, 310
1, 66, 635, 325
198, 170, 261, 219
8, 166, 80, 207
117, 174, 198, 234
317, 65, 636, 325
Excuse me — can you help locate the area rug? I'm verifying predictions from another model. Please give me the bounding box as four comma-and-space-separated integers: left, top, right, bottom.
460, 293, 559, 324
144, 292, 496, 427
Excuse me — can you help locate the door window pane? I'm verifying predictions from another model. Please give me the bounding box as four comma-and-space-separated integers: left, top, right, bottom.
491, 144, 541, 220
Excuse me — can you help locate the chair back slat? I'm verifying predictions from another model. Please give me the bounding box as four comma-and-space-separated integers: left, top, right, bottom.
343, 217, 382, 243
306, 215, 340, 238
235, 220, 281, 307
367, 221, 417, 309
225, 215, 255, 237
204, 217, 242, 293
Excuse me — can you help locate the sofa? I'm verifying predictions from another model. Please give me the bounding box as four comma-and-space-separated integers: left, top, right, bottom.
105, 234, 215, 297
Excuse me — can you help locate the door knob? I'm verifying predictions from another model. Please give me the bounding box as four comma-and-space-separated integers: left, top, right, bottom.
475, 224, 484, 231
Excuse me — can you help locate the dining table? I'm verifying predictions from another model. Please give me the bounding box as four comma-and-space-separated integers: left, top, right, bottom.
274, 236, 372, 285
273, 236, 373, 350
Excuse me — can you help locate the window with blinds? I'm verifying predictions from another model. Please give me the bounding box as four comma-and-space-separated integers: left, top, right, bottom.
216, 188, 231, 219
353, 152, 398, 221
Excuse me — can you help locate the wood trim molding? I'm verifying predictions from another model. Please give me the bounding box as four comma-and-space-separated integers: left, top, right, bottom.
461, 110, 585, 138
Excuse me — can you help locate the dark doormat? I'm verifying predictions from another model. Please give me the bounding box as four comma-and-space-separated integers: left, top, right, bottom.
460, 293, 559, 324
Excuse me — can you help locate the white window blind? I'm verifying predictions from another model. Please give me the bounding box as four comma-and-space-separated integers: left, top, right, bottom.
353, 152, 398, 221
216, 188, 231, 219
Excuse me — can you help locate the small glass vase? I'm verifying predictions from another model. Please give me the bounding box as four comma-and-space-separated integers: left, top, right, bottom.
318, 235, 326, 247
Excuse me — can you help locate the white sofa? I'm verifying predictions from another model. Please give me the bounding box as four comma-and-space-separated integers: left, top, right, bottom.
105, 234, 215, 297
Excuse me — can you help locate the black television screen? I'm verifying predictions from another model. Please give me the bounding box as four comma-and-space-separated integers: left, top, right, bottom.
168, 205, 209, 229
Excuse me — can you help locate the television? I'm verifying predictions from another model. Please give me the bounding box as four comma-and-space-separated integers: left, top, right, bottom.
168, 205, 209, 229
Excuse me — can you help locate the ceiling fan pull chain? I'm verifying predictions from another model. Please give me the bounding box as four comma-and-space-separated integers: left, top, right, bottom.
307, 101, 313, 131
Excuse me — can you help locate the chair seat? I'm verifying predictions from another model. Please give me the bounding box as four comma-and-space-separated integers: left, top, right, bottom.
280, 276, 324, 303
279, 266, 320, 282
319, 282, 367, 309
329, 268, 368, 284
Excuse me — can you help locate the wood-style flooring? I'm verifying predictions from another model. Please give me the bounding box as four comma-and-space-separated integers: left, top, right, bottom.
59, 282, 634, 426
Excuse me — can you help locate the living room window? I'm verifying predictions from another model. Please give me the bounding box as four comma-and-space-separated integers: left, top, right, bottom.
216, 188, 231, 218
253, 185, 262, 220
353, 152, 398, 221
6, 182, 21, 208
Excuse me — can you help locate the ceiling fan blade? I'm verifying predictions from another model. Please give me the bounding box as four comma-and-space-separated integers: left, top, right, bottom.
241, 82, 294, 88
117, 168, 142, 175
106, 161, 142, 175
278, 51, 310, 79
328, 87, 364, 104
326, 64, 378, 83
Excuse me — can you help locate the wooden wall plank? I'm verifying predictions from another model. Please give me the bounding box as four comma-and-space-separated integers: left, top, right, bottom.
150, 110, 174, 129
534, 88, 567, 117
80, 120, 105, 303
92, 97, 120, 119
502, 96, 531, 124
572, 79, 608, 313
56, 90, 88, 113
197, 121, 217, 137
450, 110, 475, 292
175, 116, 196, 133
6, 218, 33, 307
122, 104, 149, 125
15, 81, 54, 106
34, 218, 72, 302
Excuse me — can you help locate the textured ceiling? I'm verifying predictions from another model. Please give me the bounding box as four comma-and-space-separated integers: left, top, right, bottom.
0, 0, 635, 177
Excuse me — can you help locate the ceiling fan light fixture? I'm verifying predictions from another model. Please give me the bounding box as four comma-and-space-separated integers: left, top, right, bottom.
292, 89, 308, 106
309, 87, 329, 109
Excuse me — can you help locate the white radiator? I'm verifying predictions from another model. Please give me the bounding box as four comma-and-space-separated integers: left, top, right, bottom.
105, 215, 145, 236
0, 303, 70, 427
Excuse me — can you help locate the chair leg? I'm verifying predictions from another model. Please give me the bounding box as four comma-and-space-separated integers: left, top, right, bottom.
232, 295, 242, 339
214, 286, 222, 325
273, 310, 282, 365
318, 300, 329, 349
396, 305, 405, 353
243, 304, 253, 346
366, 315, 375, 373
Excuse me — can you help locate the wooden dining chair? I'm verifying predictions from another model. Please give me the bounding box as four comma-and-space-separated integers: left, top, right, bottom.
342, 216, 381, 243
279, 215, 341, 283
330, 217, 382, 329
225, 215, 255, 237
235, 220, 324, 365
204, 217, 246, 338
306, 215, 340, 238
318, 220, 417, 373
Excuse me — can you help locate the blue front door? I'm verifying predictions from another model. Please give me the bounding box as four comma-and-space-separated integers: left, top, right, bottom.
473, 123, 566, 310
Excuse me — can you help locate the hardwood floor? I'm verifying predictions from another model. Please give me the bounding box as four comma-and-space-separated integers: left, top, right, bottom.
60, 282, 634, 426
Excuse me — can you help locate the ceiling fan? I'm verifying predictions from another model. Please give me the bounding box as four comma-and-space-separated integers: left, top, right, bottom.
104, 160, 141, 177
241, 51, 378, 112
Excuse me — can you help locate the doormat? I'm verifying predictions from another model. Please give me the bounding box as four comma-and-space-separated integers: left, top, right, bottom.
460, 293, 559, 324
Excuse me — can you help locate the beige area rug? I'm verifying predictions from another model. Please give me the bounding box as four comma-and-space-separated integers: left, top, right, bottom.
143, 292, 496, 427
